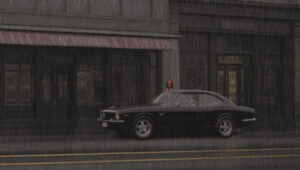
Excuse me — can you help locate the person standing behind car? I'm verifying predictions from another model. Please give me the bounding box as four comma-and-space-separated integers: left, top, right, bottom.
163, 80, 174, 92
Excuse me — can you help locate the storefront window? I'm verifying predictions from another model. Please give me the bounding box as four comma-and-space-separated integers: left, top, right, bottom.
42, 73, 51, 102
77, 67, 104, 106
77, 71, 93, 105
4, 64, 32, 105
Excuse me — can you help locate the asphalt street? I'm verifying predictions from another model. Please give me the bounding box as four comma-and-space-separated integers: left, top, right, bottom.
0, 147, 300, 169
0, 129, 300, 169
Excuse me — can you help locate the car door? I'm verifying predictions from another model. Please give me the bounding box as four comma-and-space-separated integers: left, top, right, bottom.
197, 93, 224, 127
172, 93, 203, 128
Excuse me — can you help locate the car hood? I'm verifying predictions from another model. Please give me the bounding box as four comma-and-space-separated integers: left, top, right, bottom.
101, 104, 170, 114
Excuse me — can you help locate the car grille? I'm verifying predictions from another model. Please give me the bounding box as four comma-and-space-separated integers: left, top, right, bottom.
101, 112, 116, 120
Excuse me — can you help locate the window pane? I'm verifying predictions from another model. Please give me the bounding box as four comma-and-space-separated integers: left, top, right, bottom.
4, 64, 18, 70
20, 71, 32, 104
77, 71, 94, 105
217, 70, 225, 96
42, 74, 51, 102
199, 94, 223, 106
77, 72, 88, 105
228, 71, 237, 103
57, 73, 69, 102
94, 71, 104, 105
5, 71, 18, 105
4, 64, 32, 105
153, 92, 176, 105
175, 94, 199, 106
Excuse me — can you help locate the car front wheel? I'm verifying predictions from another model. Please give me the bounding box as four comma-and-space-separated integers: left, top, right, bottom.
131, 116, 154, 139
216, 116, 234, 138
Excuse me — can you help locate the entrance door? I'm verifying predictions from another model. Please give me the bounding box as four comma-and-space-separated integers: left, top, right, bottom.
51, 68, 73, 119
217, 67, 241, 104
262, 55, 283, 129
41, 66, 74, 121
216, 56, 245, 105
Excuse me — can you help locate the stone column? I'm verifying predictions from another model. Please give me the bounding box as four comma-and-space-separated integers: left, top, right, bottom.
161, 39, 180, 90
294, 23, 300, 128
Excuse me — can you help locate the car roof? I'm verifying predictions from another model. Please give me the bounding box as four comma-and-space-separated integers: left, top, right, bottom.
171, 89, 218, 94
170, 90, 236, 105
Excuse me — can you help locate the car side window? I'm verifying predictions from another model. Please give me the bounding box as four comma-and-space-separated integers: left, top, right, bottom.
198, 94, 223, 106
175, 94, 199, 106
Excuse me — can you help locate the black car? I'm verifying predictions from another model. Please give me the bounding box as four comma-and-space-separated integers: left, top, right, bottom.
98, 90, 256, 139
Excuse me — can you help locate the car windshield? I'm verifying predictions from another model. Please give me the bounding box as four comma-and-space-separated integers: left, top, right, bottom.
152, 92, 177, 105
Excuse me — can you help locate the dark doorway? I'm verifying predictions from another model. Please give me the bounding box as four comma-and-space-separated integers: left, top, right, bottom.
260, 55, 283, 129
39, 55, 76, 132
49, 66, 74, 120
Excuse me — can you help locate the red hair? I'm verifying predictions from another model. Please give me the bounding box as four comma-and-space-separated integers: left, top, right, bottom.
165, 80, 174, 89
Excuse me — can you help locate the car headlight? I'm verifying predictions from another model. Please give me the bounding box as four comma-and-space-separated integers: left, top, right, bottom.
98, 111, 103, 120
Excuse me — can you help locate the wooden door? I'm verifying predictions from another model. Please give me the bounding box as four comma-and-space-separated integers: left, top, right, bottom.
51, 68, 72, 119
41, 66, 74, 120
216, 56, 245, 105
217, 66, 242, 104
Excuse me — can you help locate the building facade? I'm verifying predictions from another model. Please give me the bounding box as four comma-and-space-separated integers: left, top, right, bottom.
1, 0, 300, 132
0, 0, 180, 131
171, 0, 300, 129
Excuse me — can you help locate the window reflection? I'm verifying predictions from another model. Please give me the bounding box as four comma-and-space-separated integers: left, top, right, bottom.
4, 64, 32, 105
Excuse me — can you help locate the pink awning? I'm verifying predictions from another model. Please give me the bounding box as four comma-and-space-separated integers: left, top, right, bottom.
0, 30, 173, 50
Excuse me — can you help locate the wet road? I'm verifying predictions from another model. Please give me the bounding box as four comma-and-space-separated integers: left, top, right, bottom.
1, 147, 300, 170
1, 128, 300, 169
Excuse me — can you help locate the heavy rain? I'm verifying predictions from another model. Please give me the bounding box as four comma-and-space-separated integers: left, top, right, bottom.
0, 0, 299, 169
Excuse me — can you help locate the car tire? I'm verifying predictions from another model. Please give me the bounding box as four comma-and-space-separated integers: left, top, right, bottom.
216, 115, 234, 138
131, 116, 154, 139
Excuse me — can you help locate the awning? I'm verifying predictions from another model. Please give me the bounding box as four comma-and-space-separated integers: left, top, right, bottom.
0, 30, 173, 50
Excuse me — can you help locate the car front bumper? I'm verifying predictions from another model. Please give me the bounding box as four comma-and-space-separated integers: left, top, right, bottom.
98, 119, 125, 128
242, 117, 257, 122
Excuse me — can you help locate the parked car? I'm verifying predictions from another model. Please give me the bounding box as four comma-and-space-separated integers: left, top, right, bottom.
98, 90, 256, 139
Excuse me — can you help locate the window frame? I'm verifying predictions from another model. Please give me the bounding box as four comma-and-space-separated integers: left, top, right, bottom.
174, 92, 225, 107
76, 65, 104, 106
198, 93, 224, 106
4, 63, 33, 106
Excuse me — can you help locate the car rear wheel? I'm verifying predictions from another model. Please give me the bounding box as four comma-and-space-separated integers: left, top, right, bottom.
216, 116, 234, 138
131, 116, 154, 139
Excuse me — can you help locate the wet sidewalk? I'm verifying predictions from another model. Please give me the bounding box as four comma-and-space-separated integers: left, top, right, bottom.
0, 128, 300, 155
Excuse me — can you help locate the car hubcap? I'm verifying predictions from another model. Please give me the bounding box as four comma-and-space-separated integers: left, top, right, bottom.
219, 119, 233, 136
135, 119, 152, 137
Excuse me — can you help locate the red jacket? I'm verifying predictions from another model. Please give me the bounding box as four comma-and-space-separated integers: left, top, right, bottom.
163, 88, 173, 92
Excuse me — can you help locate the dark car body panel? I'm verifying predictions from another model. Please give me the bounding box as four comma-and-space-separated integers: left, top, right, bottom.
98, 90, 256, 131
